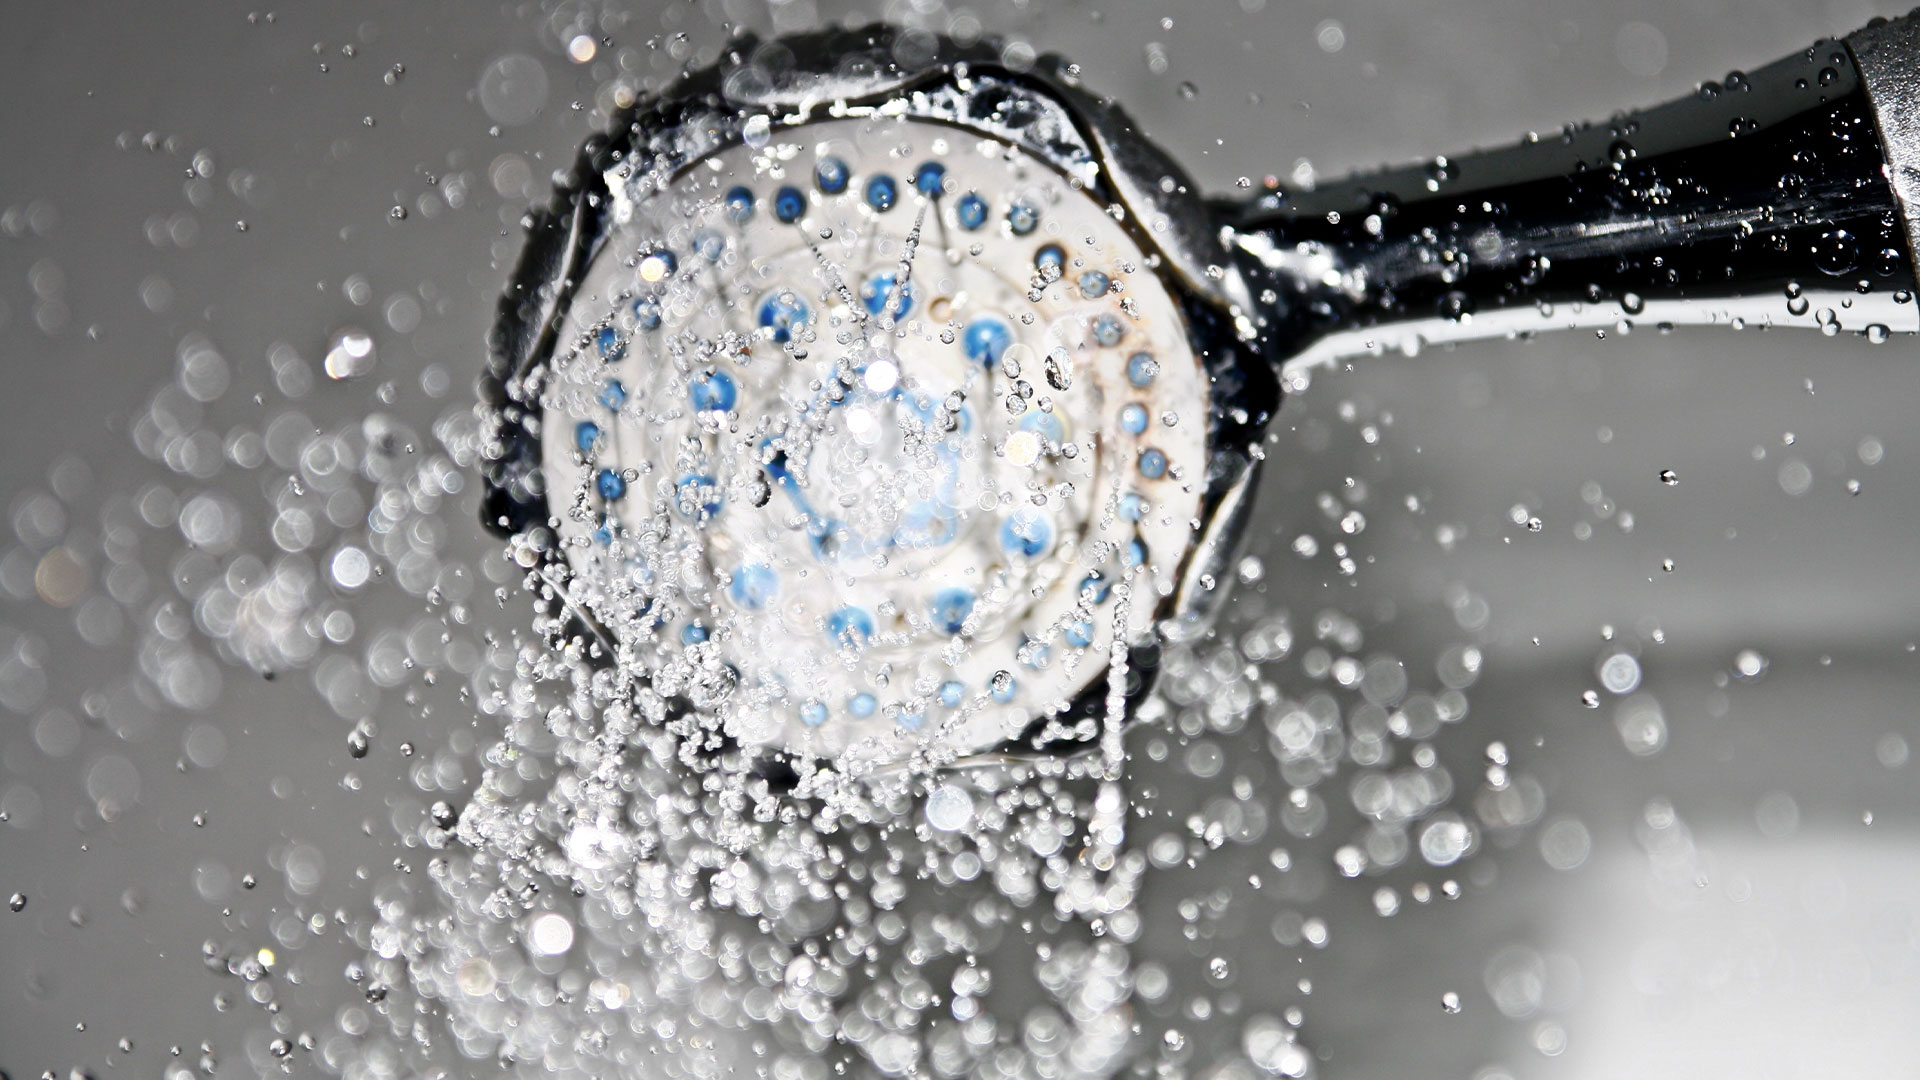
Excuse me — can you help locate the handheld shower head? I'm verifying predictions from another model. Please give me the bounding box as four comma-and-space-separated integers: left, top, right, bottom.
484, 15, 1920, 778
482, 27, 1277, 774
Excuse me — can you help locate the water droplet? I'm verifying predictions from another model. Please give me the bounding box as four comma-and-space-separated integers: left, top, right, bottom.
324, 328, 376, 380
1438, 290, 1474, 321
477, 54, 550, 126
1044, 350, 1072, 391
925, 785, 974, 832
527, 911, 574, 956
1598, 652, 1641, 694
742, 113, 771, 149
1813, 229, 1859, 275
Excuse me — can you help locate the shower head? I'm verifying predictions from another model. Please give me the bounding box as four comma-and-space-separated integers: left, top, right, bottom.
481, 25, 1278, 774
482, 16, 1920, 777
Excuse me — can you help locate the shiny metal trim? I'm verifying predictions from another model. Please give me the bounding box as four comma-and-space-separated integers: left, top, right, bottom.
1277, 291, 1920, 386
1851, 11, 1920, 273
1168, 455, 1261, 640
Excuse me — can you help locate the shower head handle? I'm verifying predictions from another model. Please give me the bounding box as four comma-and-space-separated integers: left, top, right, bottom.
1232, 10, 1920, 379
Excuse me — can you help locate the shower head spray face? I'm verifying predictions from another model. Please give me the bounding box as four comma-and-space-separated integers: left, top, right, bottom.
484, 28, 1276, 772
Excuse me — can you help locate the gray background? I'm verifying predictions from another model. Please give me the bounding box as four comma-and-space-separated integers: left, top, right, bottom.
4, 0, 1919, 1076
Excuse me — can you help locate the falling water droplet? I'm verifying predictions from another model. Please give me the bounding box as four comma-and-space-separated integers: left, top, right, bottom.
925, 785, 974, 832
741, 113, 771, 149
324, 328, 377, 380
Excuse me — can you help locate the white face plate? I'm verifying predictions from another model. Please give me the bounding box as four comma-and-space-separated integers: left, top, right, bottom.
537, 115, 1209, 766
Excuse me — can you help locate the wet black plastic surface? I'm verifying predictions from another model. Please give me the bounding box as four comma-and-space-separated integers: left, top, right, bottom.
1241, 40, 1916, 345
